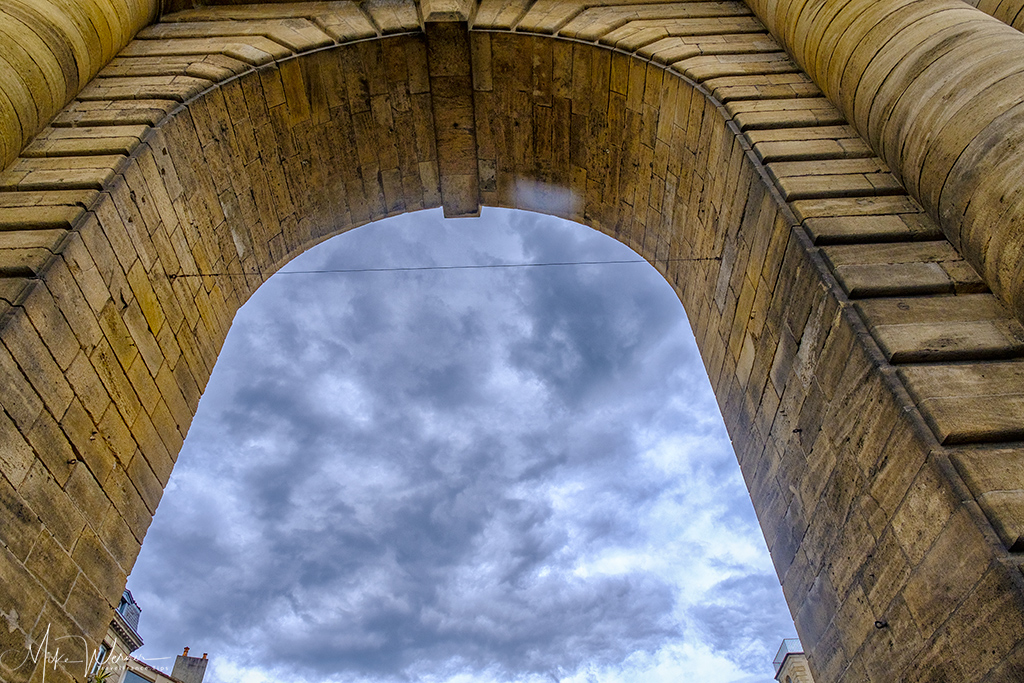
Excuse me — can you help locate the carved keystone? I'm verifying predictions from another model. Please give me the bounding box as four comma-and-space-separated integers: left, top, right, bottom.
425, 21, 481, 217
421, 0, 474, 23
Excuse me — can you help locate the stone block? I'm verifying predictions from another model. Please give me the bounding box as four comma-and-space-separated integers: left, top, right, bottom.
41, 257, 104, 355
0, 614, 34, 683
0, 245, 57, 278
812, 309, 857, 402
871, 318, 1024, 362
921, 564, 1024, 682
24, 530, 78, 603
824, 492, 875, 597
858, 595, 925, 682
899, 361, 1024, 444
975, 490, 1024, 551
868, 420, 929, 520
19, 461, 85, 553
127, 414, 168, 511
62, 455, 111, 533
98, 506, 140, 575
797, 487, 839, 576
63, 574, 112, 645
861, 529, 912, 614
901, 507, 992, 636
808, 621, 849, 683
803, 213, 941, 244
0, 408, 36, 490
96, 300, 139, 372
951, 446, 1024, 495
64, 351, 110, 424
148, 398, 183, 463
769, 324, 798, 395
834, 262, 953, 297
789, 195, 923, 222
52, 99, 177, 128
25, 407, 76, 487
794, 570, 840, 652
97, 403, 136, 468
857, 293, 1009, 326
772, 491, 809, 580
0, 205, 83, 231
90, 340, 142, 431
126, 352, 161, 411
835, 582, 875, 660
2, 309, 74, 421
71, 527, 125, 608
0, 465, 42, 562
422, 0, 473, 22
102, 461, 152, 543
890, 458, 959, 565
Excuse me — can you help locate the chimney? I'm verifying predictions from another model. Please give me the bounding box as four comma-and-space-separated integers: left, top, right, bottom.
172, 649, 209, 683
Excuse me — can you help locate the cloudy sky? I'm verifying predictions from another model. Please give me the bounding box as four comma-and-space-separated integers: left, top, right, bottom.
125, 208, 797, 683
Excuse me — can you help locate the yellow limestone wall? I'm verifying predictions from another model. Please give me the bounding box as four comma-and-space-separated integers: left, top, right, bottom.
741, 0, 1024, 324
0, 2, 1024, 683
0, 0, 158, 169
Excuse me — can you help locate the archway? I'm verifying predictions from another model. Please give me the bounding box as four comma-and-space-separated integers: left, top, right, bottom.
128, 207, 798, 681
1, 3, 1024, 682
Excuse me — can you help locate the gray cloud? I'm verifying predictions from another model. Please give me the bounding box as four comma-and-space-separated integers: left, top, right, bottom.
692, 573, 799, 669
127, 209, 793, 683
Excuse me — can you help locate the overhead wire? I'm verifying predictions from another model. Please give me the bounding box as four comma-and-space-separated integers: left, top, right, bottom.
167, 256, 721, 279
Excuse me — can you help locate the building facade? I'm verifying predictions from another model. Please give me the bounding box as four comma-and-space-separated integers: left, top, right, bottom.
773, 639, 816, 683
91, 592, 207, 683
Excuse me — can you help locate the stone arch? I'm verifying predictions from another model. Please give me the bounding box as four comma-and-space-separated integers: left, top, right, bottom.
2, 3, 1024, 683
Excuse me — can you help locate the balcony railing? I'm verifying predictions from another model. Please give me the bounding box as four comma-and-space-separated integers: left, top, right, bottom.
772, 638, 803, 674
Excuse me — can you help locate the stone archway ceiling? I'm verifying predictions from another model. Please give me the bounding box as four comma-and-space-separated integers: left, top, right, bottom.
2, 1, 1022, 488
159, 0, 1024, 31
0, 0, 158, 168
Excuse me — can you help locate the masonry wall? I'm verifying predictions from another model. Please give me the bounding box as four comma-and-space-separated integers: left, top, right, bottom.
1, 3, 1024, 683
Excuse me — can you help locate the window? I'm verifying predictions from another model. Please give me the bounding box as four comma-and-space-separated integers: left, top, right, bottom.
123, 671, 154, 683
91, 643, 110, 675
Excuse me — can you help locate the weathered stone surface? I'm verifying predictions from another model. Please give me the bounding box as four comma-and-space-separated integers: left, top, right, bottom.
0, 2, 1023, 682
